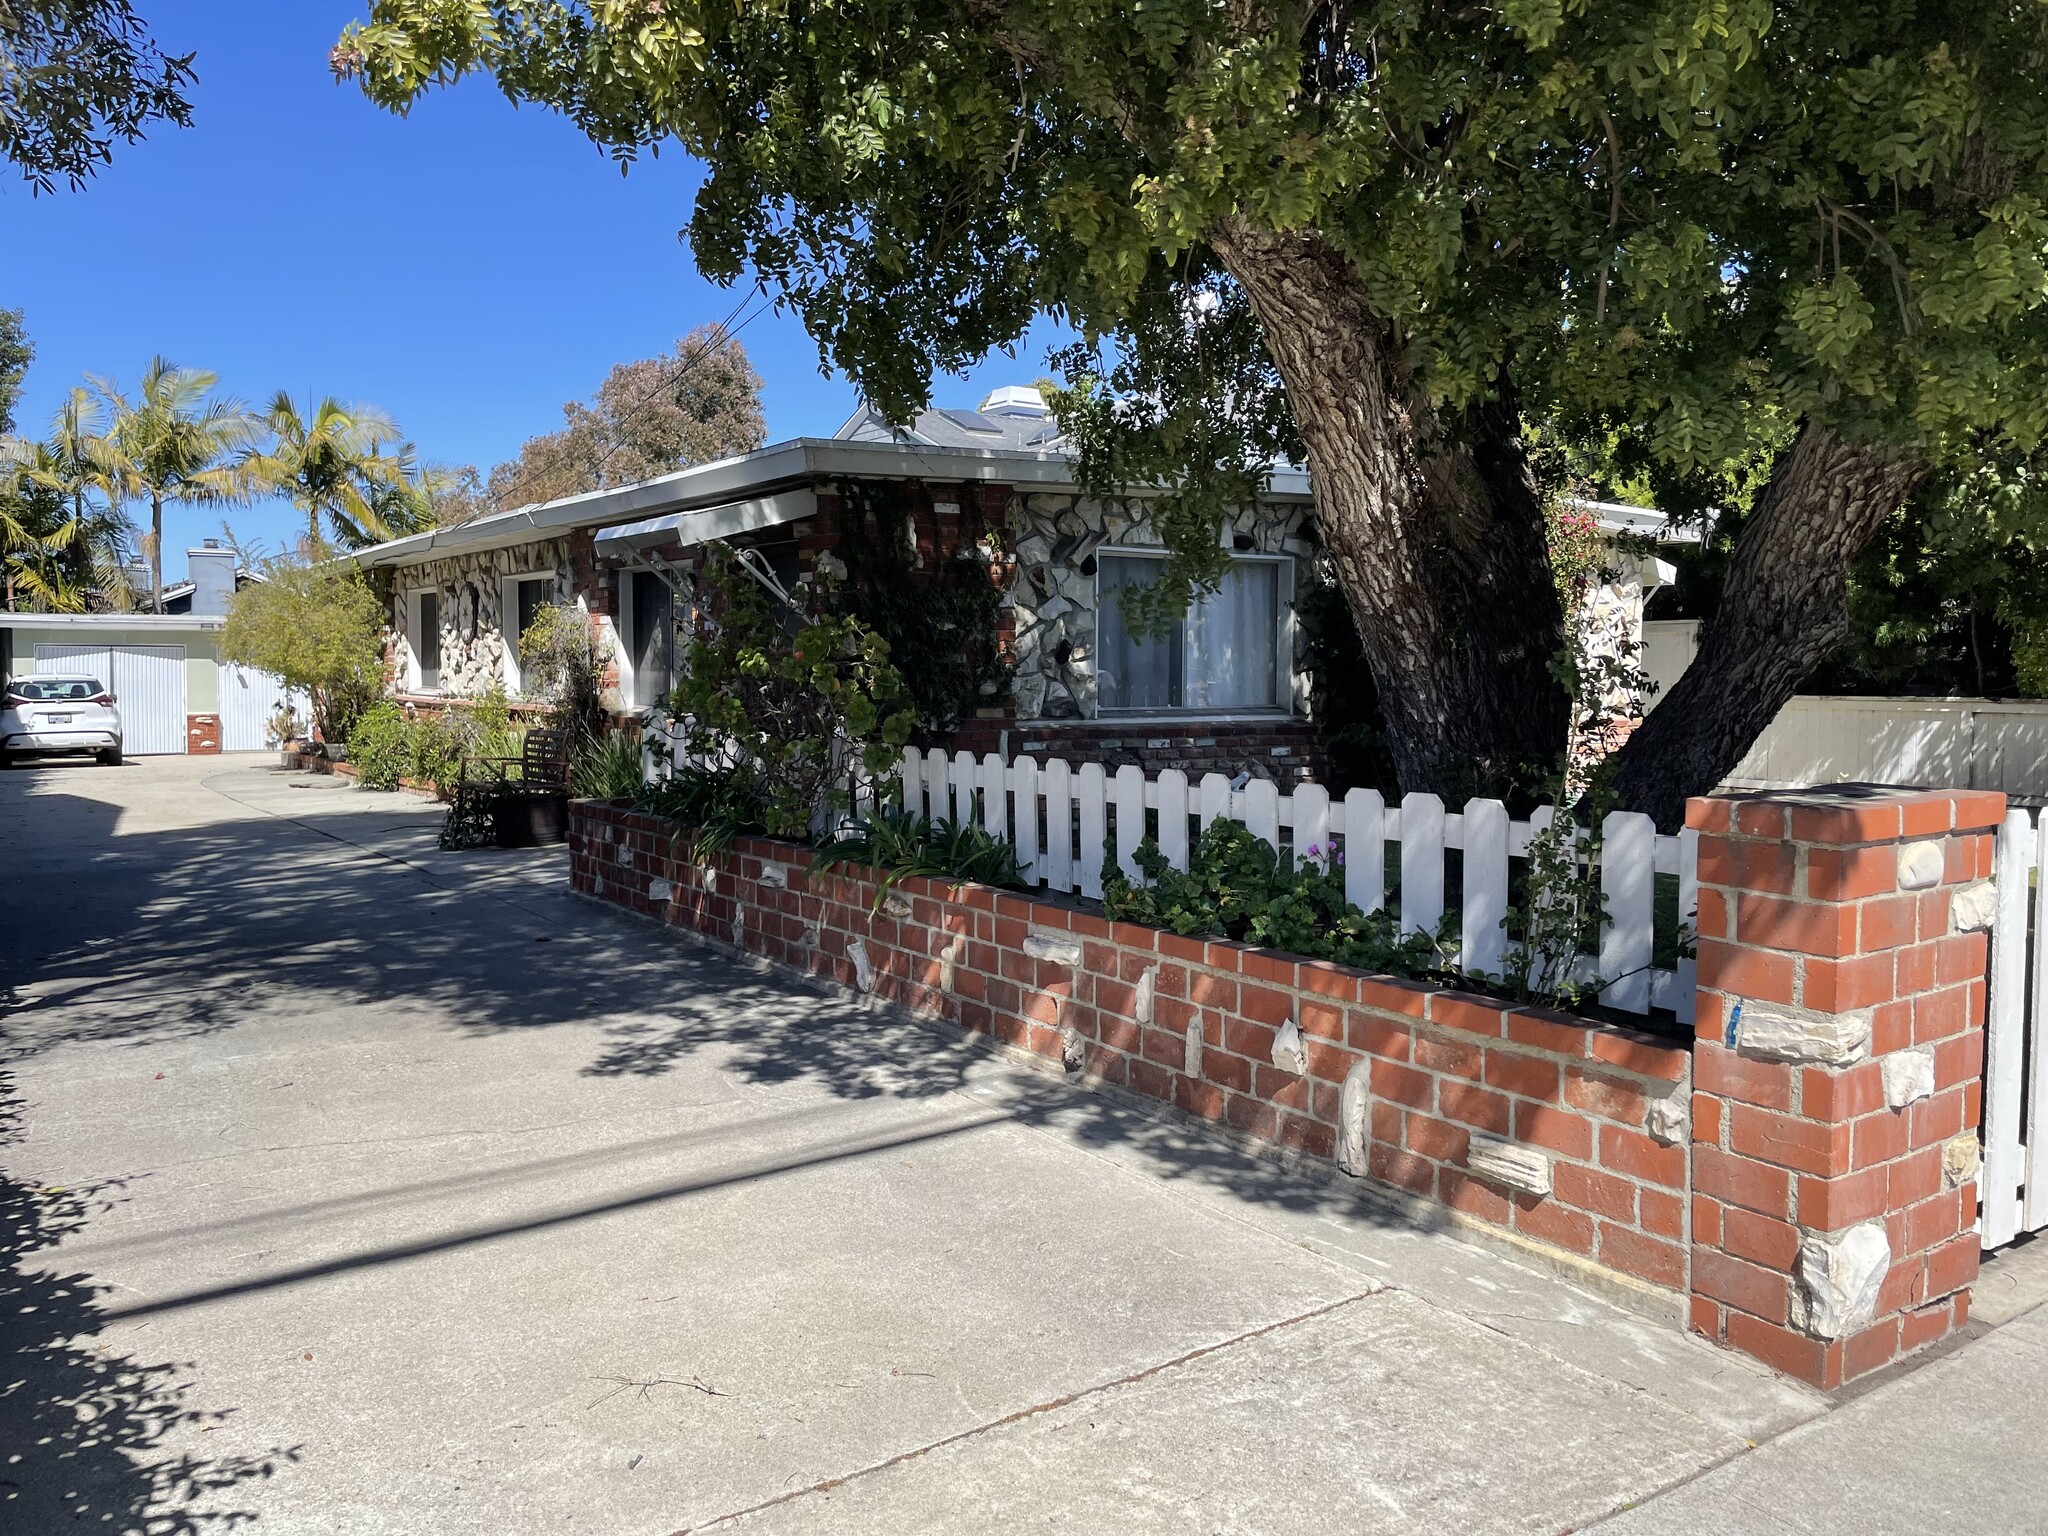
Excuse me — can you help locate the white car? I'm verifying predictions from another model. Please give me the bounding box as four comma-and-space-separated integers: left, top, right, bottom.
0, 675, 124, 766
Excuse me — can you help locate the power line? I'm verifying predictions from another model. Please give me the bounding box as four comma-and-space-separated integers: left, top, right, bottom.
482, 288, 771, 516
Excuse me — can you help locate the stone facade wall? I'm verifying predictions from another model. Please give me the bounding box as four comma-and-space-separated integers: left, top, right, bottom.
571, 799, 1694, 1302
379, 536, 576, 698
1004, 492, 1315, 724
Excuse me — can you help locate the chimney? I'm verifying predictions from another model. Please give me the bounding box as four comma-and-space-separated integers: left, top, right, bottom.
186, 543, 238, 617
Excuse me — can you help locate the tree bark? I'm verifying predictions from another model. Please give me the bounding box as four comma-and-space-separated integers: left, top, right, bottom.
1607, 425, 1927, 830
1208, 220, 1567, 796
150, 493, 163, 614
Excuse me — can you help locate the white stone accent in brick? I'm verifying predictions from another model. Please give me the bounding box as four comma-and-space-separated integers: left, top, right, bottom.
1944, 1132, 1982, 1188
1467, 1134, 1551, 1198
1881, 1045, 1936, 1109
1792, 1223, 1890, 1339
1951, 879, 1998, 932
1338, 1063, 1370, 1177
882, 892, 913, 919
648, 879, 672, 904
1646, 1094, 1689, 1146
1022, 933, 1083, 966
938, 935, 965, 993
1896, 841, 1945, 891
847, 939, 874, 993
1269, 1018, 1307, 1076
1133, 964, 1158, 1026
1736, 1008, 1873, 1067
1060, 1026, 1085, 1072
760, 864, 789, 888
1183, 1020, 1203, 1077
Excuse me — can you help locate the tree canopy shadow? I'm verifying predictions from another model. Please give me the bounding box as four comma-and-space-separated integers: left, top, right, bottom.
0, 1069, 298, 1530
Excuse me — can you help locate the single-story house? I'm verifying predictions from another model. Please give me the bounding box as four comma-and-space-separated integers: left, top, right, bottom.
0, 543, 298, 755
346, 388, 1696, 781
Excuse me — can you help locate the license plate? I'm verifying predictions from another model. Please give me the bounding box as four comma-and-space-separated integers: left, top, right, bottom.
46, 713, 72, 724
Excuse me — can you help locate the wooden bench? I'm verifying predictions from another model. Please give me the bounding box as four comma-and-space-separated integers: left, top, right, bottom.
441, 728, 574, 849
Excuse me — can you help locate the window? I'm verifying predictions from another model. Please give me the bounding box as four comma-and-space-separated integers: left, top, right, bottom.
412, 590, 442, 690
1096, 555, 1284, 712
628, 568, 675, 709
501, 574, 553, 694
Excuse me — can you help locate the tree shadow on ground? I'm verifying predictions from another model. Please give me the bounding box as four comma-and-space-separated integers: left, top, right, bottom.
0, 1070, 298, 1530
0, 766, 1446, 1285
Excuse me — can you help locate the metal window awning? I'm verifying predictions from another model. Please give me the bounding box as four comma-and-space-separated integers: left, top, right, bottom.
593, 489, 818, 559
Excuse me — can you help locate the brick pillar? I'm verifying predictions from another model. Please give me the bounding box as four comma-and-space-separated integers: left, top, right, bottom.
1687, 785, 2002, 1388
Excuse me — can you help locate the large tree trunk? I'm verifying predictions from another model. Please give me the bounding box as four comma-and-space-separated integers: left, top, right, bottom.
1209, 221, 1566, 796
1607, 426, 1927, 830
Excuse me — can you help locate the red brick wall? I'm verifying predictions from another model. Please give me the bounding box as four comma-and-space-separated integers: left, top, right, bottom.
571, 799, 1693, 1298
1687, 786, 2001, 1387
185, 714, 222, 754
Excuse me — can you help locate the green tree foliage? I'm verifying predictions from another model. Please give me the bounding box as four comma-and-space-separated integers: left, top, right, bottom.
218, 551, 386, 743
243, 393, 430, 549
483, 324, 766, 510
98, 358, 259, 609
2, 386, 136, 611
339, 1, 2048, 825
667, 545, 915, 839
0, 307, 31, 433
0, 1, 195, 193
517, 602, 610, 746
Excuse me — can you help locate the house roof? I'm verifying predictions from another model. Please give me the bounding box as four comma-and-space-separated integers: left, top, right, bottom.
348, 416, 1315, 572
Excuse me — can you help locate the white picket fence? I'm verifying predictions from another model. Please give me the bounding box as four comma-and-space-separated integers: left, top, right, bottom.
894, 746, 1698, 1022
1984, 808, 2048, 1249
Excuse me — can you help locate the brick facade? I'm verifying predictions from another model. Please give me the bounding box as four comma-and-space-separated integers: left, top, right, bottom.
571, 799, 1691, 1300
185, 714, 222, 754
1687, 786, 2001, 1387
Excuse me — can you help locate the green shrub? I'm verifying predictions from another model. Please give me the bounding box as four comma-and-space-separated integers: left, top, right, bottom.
572, 732, 645, 800
668, 544, 915, 839
813, 806, 1026, 900
635, 763, 768, 859
1103, 819, 1454, 980
349, 702, 412, 791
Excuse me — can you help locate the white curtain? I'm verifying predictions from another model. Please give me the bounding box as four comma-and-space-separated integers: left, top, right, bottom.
1096, 557, 1175, 710
1184, 562, 1278, 709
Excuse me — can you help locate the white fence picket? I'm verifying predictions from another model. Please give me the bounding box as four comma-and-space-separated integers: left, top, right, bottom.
951, 750, 977, 827
2027, 811, 2048, 1234
1462, 799, 1509, 977
1599, 811, 1656, 1014
1011, 755, 1040, 881
1042, 757, 1074, 892
888, 752, 1695, 1020
1077, 762, 1108, 900
1399, 793, 1445, 937
1113, 765, 1146, 884
1294, 783, 1331, 871
979, 753, 1008, 840
1156, 769, 1190, 872
1344, 788, 1385, 914
1983, 809, 2034, 1249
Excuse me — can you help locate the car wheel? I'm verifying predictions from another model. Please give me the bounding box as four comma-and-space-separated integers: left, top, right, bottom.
99, 746, 122, 766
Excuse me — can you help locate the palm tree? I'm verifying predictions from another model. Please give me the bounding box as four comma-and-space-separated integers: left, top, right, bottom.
0, 460, 79, 611
242, 393, 414, 551
15, 389, 139, 609
99, 359, 260, 612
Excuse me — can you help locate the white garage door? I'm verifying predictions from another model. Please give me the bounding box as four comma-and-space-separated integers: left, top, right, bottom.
216, 661, 306, 751
34, 643, 188, 754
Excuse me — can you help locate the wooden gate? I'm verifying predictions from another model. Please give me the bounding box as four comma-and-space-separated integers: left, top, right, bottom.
1983, 808, 2048, 1248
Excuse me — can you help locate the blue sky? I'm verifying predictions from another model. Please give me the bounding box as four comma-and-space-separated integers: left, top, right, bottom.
0, 1, 1065, 581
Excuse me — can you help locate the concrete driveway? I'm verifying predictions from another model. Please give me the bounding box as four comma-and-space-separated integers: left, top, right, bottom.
0, 755, 1831, 1534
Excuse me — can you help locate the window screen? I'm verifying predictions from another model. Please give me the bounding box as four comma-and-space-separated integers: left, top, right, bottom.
630, 570, 675, 707
1096, 557, 1281, 712
417, 591, 441, 688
